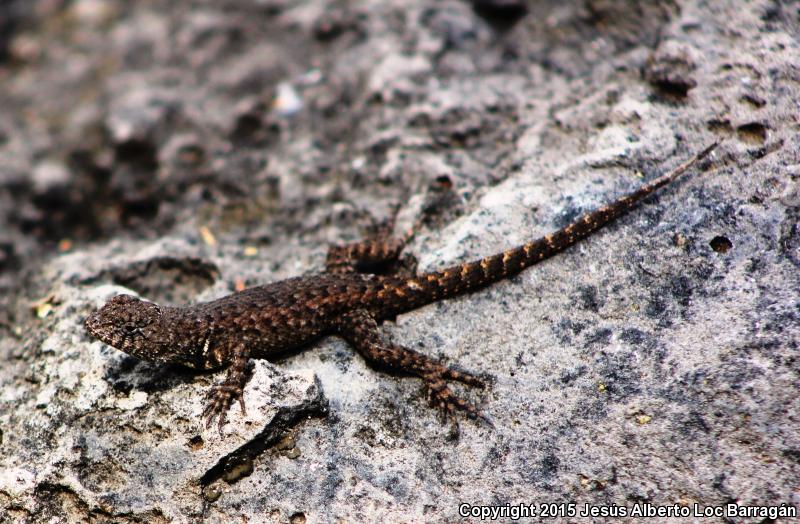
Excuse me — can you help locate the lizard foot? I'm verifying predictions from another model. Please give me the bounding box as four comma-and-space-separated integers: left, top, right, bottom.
422, 369, 493, 428
203, 383, 247, 433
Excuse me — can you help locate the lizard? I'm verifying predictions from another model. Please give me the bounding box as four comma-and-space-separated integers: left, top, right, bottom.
84, 142, 718, 430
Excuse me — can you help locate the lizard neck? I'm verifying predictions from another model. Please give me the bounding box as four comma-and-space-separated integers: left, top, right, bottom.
150, 305, 214, 368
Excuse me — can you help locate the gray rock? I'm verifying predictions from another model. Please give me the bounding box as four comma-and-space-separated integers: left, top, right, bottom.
1, 0, 798, 522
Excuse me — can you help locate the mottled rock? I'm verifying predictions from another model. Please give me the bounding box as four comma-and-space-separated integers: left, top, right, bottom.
1, 0, 798, 522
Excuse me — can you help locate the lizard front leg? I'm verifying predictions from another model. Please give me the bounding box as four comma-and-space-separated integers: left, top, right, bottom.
337, 309, 489, 424
203, 342, 251, 432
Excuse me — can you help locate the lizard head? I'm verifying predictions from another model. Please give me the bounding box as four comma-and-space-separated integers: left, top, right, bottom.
85, 294, 173, 363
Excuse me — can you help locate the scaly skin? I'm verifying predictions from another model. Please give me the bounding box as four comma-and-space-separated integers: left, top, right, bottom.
85, 143, 718, 430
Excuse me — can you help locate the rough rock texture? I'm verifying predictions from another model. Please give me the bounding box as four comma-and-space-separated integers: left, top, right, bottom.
1, 0, 798, 522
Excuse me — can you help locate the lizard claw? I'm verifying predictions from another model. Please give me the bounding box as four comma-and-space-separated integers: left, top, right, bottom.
423, 372, 489, 426
203, 384, 246, 433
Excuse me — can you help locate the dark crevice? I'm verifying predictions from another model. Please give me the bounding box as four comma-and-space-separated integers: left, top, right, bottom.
0, 0, 32, 63
736, 122, 768, 145
81, 256, 220, 305
709, 235, 733, 254
649, 79, 694, 102
114, 139, 159, 170
471, 0, 529, 32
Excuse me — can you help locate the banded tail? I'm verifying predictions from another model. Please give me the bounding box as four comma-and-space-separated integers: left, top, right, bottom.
389, 142, 718, 310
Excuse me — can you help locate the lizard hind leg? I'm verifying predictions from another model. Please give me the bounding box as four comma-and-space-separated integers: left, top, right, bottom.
326, 205, 420, 275
325, 235, 408, 274
337, 309, 490, 425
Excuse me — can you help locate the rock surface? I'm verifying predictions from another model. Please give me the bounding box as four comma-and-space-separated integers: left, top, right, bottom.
1, 0, 798, 522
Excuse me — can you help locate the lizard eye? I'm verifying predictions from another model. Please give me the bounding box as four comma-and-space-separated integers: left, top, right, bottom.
122, 322, 139, 335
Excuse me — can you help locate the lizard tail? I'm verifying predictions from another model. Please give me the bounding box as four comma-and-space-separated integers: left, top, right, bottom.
389, 142, 718, 310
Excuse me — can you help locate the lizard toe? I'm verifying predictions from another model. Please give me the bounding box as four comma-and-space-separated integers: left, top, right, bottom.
424, 374, 487, 424
442, 366, 487, 388
203, 384, 245, 432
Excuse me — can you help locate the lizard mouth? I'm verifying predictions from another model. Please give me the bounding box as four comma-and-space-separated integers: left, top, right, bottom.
84, 309, 119, 348
84, 310, 100, 337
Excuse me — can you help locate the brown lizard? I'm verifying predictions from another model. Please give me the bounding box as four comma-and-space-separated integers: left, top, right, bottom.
85, 143, 718, 430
